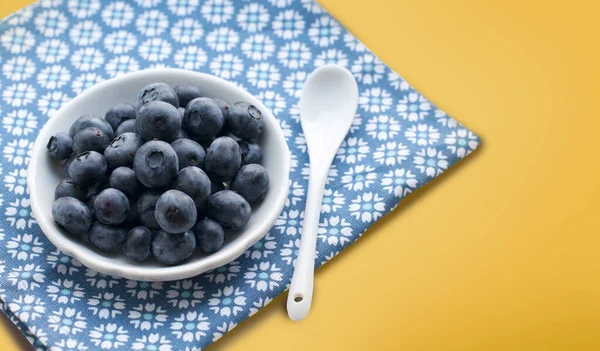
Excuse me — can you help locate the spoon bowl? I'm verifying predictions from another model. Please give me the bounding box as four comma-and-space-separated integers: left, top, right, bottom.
299, 64, 359, 159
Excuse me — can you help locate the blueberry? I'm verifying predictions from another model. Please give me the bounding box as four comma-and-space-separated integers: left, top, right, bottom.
68, 151, 107, 186
133, 140, 179, 188
72, 127, 111, 154
52, 197, 93, 235
237, 140, 263, 165
104, 132, 144, 170
69, 115, 114, 140
105, 103, 136, 130
109, 167, 145, 199
93, 188, 130, 225
55, 179, 87, 202
124, 226, 152, 261
47, 132, 73, 161
137, 82, 179, 110
89, 221, 126, 252
63, 153, 76, 178
137, 190, 162, 230
155, 190, 197, 234
174, 85, 204, 108
182, 97, 224, 141
171, 138, 205, 170
115, 119, 137, 136
211, 181, 225, 194
137, 101, 182, 142
206, 190, 251, 229
173, 167, 211, 211
193, 219, 224, 253
151, 230, 196, 265
230, 164, 269, 203
204, 137, 241, 182
226, 102, 264, 141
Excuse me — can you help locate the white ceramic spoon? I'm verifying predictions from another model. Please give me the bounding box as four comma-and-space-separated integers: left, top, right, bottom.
287, 64, 359, 321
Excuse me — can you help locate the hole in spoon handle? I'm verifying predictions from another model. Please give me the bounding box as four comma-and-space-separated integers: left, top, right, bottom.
287, 260, 315, 321
287, 285, 312, 321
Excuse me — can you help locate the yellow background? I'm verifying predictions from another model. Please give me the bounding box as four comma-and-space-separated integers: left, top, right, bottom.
1, 0, 599, 350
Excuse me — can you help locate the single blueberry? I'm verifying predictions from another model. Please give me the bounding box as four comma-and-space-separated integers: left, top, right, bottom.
136, 101, 182, 142
174, 85, 204, 108
136, 82, 179, 110
182, 97, 224, 141
93, 188, 130, 225
171, 138, 205, 170
154, 190, 197, 234
206, 190, 251, 230
105, 103, 136, 130
47, 132, 73, 161
193, 219, 224, 253
52, 197, 93, 236
54, 178, 87, 202
226, 102, 264, 141
124, 226, 152, 261
230, 164, 270, 203
69, 115, 114, 140
151, 230, 196, 265
237, 140, 263, 165
205, 137, 241, 182
89, 222, 126, 253
104, 132, 144, 170
133, 140, 179, 188
72, 127, 111, 154
68, 151, 107, 186
115, 119, 137, 136
173, 166, 212, 211
109, 167, 145, 200
137, 190, 162, 230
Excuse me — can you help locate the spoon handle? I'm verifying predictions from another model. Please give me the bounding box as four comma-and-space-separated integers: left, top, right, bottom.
287, 168, 328, 321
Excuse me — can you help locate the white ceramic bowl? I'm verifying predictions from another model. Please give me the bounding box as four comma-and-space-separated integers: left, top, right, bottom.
28, 68, 290, 281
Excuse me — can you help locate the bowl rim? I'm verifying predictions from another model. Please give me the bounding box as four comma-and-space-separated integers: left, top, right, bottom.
27, 68, 291, 281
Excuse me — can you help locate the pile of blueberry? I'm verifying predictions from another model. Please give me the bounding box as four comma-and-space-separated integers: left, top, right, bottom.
47, 83, 270, 266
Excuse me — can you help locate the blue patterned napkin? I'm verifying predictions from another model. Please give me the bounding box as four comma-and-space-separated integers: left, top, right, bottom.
0, 0, 480, 349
